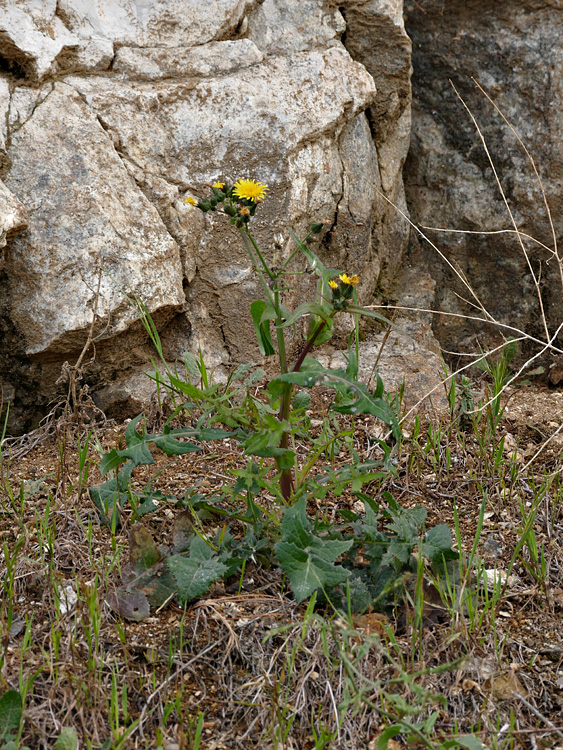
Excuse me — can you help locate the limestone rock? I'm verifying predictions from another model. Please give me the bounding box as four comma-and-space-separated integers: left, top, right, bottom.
0, 0, 260, 81
404, 0, 563, 355
0, 0, 82, 82
247, 0, 346, 53
339, 0, 413, 284
3, 81, 184, 356
0, 181, 27, 253
113, 39, 264, 81
93, 369, 167, 421
0, 0, 417, 432
66, 45, 377, 364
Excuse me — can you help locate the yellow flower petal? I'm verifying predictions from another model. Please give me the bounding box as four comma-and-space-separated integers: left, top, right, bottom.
339, 273, 359, 286
212, 182, 225, 189
328, 279, 338, 290
185, 196, 197, 207
232, 178, 269, 202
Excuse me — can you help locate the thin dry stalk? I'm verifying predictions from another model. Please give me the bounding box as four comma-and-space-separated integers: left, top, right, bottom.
472, 77, 562, 288
450, 80, 551, 343
2, 263, 108, 461
375, 83, 563, 454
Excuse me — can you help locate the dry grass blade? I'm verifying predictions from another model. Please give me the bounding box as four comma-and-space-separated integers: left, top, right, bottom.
449, 80, 551, 343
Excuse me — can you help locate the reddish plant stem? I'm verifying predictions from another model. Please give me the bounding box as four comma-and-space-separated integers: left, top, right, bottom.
277, 319, 328, 502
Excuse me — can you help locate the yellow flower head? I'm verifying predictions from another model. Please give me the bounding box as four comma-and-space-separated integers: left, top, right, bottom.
339, 273, 359, 286
328, 279, 338, 290
212, 181, 225, 189
233, 178, 269, 202
185, 196, 198, 208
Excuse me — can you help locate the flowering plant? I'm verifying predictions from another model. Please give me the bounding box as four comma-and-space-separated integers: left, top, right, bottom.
90, 179, 458, 621
186, 179, 400, 502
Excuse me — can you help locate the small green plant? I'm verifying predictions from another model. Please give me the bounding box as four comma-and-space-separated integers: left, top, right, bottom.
91, 177, 458, 615
0, 689, 77, 750
473, 339, 517, 442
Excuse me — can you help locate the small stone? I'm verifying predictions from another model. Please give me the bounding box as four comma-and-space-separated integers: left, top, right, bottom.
483, 534, 504, 559
59, 584, 78, 616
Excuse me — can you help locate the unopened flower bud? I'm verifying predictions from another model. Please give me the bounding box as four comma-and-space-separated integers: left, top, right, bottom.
311, 222, 324, 234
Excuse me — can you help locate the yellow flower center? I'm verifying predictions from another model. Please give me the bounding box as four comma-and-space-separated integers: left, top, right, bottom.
232, 178, 269, 202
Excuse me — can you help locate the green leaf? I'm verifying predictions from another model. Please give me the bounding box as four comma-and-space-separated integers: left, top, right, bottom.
182, 351, 203, 380
281, 301, 332, 329
380, 538, 412, 567
331, 385, 400, 438
88, 461, 134, 526
277, 542, 352, 602
116, 440, 155, 468
310, 317, 334, 345
346, 304, 393, 328
53, 728, 78, 750
275, 449, 295, 470
124, 413, 145, 445
385, 505, 427, 538
279, 496, 315, 547
421, 524, 456, 563
269, 362, 400, 440
0, 690, 22, 740
268, 359, 327, 398
292, 390, 311, 411
151, 433, 201, 457
377, 725, 402, 750
250, 300, 275, 356
167, 537, 228, 604
99, 449, 126, 476
242, 429, 273, 455
458, 737, 486, 750
276, 499, 353, 602
229, 362, 255, 381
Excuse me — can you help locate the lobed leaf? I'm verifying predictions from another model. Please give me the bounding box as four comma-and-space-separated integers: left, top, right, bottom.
0, 690, 22, 740
276, 499, 353, 602
167, 536, 228, 604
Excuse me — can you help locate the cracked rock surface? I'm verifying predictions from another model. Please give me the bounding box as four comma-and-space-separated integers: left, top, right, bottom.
404, 0, 563, 357
0, 0, 413, 432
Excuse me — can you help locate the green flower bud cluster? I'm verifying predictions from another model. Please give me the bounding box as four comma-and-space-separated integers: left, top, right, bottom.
329, 273, 359, 311
185, 178, 268, 228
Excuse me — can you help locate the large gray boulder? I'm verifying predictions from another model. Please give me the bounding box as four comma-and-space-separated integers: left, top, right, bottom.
404, 0, 563, 358
0, 0, 414, 432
